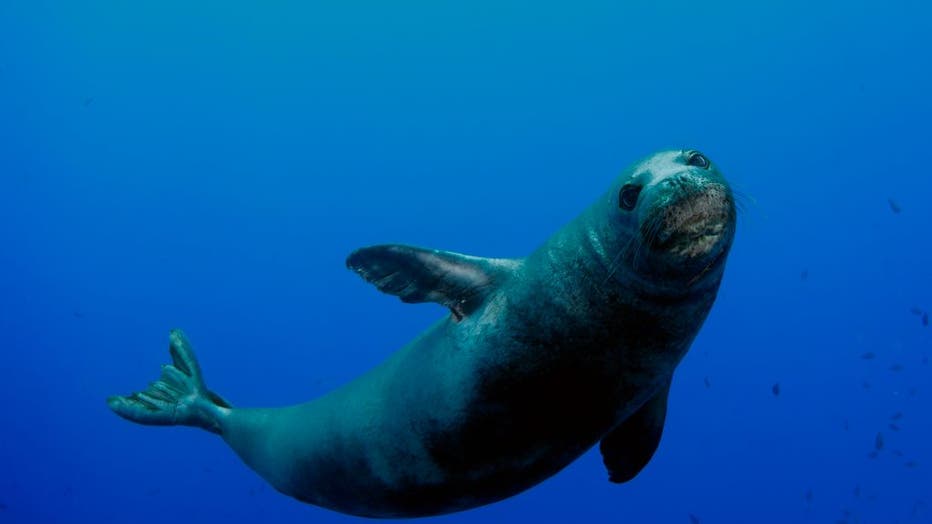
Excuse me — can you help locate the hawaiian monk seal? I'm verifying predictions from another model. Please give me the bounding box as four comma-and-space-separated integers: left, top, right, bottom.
109, 149, 737, 518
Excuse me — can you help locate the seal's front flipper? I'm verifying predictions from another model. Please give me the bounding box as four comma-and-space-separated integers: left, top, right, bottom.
346, 244, 520, 320
599, 381, 671, 484
108, 329, 230, 435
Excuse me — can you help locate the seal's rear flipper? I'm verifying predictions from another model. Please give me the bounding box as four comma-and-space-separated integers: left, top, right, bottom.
108, 329, 229, 435
599, 380, 670, 483
346, 244, 520, 320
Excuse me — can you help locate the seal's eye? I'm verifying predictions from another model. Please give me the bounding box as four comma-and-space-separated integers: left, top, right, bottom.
685, 150, 710, 169
619, 184, 642, 211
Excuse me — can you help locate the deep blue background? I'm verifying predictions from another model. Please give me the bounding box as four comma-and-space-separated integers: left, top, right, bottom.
2, 1, 930, 522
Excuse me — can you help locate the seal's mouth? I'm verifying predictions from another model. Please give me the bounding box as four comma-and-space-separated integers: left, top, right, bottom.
643, 182, 733, 261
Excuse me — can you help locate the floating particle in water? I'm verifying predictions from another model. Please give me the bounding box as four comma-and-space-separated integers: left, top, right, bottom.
862, 380, 872, 390
703, 376, 711, 389
860, 352, 876, 360
910, 306, 924, 316
892, 449, 904, 457
800, 269, 808, 281
875, 432, 885, 450
83, 96, 95, 107
688, 513, 700, 524
923, 313, 929, 327
890, 363, 904, 372
772, 383, 781, 396
842, 418, 849, 431
853, 485, 861, 498
923, 356, 929, 365
905, 460, 918, 468
889, 423, 901, 432
0, 502, 6, 511
868, 451, 879, 459
804, 488, 813, 506
891, 411, 903, 420
907, 387, 918, 397
888, 198, 902, 214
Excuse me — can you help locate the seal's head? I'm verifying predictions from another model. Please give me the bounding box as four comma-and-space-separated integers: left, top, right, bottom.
606, 149, 736, 294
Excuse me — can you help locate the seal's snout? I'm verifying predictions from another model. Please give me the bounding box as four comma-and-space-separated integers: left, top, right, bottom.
608, 149, 736, 288
641, 176, 735, 262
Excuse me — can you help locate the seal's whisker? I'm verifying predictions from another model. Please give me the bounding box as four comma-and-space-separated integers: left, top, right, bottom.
631, 229, 647, 271
603, 230, 641, 285
643, 213, 665, 247
730, 188, 755, 216
602, 239, 631, 286
629, 214, 663, 274
628, 221, 644, 271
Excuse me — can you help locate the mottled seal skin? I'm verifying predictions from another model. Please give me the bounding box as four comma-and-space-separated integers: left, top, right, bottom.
109, 149, 736, 518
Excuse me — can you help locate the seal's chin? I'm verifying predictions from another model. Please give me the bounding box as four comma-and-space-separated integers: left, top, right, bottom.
643, 183, 733, 263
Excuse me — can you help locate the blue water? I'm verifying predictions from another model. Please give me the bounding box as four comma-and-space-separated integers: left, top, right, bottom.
2, 1, 930, 522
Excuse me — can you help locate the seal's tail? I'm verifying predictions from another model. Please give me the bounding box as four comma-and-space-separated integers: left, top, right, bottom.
108, 329, 230, 435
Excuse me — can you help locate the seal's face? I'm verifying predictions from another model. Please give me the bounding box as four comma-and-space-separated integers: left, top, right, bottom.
611, 150, 736, 290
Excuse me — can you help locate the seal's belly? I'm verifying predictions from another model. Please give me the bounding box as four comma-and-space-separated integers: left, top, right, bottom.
287, 336, 636, 518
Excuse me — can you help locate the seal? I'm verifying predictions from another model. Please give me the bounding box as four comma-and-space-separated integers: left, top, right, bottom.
109, 149, 737, 518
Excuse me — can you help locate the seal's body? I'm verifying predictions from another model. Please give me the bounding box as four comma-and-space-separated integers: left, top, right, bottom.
109, 150, 736, 518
